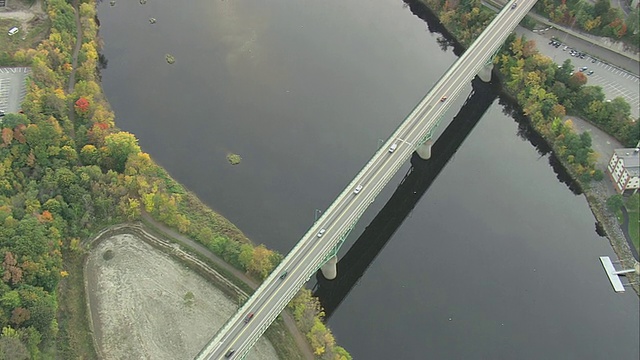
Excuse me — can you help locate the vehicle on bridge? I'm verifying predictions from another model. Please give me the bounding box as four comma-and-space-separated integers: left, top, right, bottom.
279, 271, 288, 280
388, 143, 398, 153
511, 2, 517, 9
225, 349, 235, 358
440, 96, 448, 102
317, 228, 326, 237
243, 313, 254, 323
353, 185, 363, 194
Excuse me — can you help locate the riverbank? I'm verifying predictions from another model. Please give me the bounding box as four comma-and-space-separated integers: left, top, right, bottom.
416, 0, 639, 295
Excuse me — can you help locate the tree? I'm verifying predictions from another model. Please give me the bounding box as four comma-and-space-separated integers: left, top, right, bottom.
1, 253, 22, 285
74, 97, 90, 116
606, 194, 624, 212
247, 245, 276, 279
103, 132, 141, 172
567, 72, 587, 89
0, 336, 29, 360
80, 144, 100, 166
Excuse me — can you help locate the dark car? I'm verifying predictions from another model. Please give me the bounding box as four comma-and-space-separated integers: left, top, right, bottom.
279, 271, 288, 280
225, 349, 235, 358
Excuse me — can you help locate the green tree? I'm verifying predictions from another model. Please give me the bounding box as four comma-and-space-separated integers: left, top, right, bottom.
103, 132, 141, 173
606, 194, 624, 212
0, 336, 29, 360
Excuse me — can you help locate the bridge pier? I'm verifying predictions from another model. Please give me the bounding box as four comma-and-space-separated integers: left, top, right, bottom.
320, 255, 338, 280
416, 140, 434, 160
478, 63, 493, 83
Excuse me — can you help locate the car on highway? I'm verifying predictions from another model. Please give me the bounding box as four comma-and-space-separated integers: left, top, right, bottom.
8, 27, 19, 36
440, 96, 447, 102
511, 2, 517, 9
243, 313, 254, 323
316, 228, 326, 237
388, 143, 397, 153
353, 185, 363, 194
225, 349, 235, 358
279, 271, 288, 280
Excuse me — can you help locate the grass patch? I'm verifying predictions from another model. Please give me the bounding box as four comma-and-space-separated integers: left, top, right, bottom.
0, 17, 50, 65
56, 250, 98, 360
264, 316, 305, 360
625, 194, 639, 253
0, 19, 24, 54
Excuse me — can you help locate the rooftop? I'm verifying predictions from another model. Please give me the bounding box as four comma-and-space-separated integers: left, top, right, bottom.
614, 148, 640, 177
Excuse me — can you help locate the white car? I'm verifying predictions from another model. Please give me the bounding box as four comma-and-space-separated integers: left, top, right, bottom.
8, 27, 19, 36
353, 185, 363, 194
316, 229, 326, 238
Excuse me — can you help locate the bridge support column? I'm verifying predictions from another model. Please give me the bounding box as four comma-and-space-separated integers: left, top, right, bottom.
478, 63, 493, 83
416, 140, 434, 160
320, 255, 338, 280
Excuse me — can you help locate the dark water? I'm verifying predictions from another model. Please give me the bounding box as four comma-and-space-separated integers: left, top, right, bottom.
97, 0, 639, 359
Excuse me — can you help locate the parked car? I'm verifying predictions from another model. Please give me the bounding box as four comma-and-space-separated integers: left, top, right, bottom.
8, 27, 19, 36
587, 70, 594, 75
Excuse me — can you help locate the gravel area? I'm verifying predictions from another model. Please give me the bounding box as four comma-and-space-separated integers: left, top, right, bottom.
85, 233, 278, 360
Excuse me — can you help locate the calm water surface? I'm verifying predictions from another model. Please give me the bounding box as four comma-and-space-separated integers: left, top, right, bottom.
97, 0, 639, 358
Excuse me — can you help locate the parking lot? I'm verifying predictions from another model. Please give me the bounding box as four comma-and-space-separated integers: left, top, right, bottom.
0, 67, 29, 116
516, 27, 640, 119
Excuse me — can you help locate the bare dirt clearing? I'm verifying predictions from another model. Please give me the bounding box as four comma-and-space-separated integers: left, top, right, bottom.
85, 234, 277, 360
0, 0, 45, 31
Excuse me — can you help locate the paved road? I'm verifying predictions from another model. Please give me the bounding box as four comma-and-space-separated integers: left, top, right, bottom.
196, 1, 537, 359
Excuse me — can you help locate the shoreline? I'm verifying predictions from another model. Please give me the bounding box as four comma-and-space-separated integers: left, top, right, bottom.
415, 0, 640, 295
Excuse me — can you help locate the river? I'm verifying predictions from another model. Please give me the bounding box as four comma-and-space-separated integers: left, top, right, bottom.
97, 0, 639, 358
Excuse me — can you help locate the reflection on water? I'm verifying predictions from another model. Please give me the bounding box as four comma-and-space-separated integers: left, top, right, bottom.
314, 77, 499, 319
